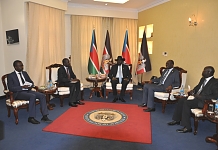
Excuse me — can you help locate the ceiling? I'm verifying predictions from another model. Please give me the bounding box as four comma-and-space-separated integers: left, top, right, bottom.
68, 0, 169, 11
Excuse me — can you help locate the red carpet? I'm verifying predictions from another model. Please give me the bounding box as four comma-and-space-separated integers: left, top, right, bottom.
43, 101, 152, 144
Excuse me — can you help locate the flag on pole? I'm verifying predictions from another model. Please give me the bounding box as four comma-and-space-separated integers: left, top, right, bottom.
88, 30, 100, 75
100, 30, 113, 74
122, 30, 131, 64
136, 30, 151, 74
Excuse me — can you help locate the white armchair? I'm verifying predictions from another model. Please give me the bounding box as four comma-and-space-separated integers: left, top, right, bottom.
154, 66, 187, 113
46, 64, 84, 107
105, 64, 133, 99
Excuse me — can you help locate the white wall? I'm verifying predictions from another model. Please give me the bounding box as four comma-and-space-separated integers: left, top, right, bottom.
0, 2, 5, 96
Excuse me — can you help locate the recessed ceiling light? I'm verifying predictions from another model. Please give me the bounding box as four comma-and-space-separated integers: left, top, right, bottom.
105, 3, 108, 6
94, 0, 129, 4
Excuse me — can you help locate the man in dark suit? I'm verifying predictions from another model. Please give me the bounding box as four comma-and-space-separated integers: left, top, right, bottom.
139, 60, 180, 112
168, 66, 218, 133
7, 60, 52, 124
57, 58, 84, 107
108, 56, 132, 103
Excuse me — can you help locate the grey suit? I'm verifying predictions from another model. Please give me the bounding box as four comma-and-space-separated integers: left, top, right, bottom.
142, 68, 180, 108
7, 71, 48, 118
172, 77, 218, 129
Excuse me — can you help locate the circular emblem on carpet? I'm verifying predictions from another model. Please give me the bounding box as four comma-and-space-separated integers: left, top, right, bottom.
84, 108, 128, 126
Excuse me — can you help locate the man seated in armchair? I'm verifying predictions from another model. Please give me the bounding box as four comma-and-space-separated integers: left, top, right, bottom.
138, 60, 180, 112
108, 56, 132, 103
7, 60, 52, 124
167, 66, 218, 133
57, 58, 84, 107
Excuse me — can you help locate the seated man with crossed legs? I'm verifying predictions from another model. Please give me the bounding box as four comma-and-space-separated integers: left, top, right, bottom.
108, 56, 132, 103
138, 60, 180, 112
58, 58, 84, 107
168, 66, 218, 133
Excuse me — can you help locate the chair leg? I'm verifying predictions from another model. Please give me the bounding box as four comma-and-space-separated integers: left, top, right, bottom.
60, 96, 64, 107
106, 91, 109, 99
6, 105, 11, 117
129, 91, 133, 100
81, 90, 84, 100
193, 117, 198, 135
13, 108, 19, 125
162, 101, 167, 113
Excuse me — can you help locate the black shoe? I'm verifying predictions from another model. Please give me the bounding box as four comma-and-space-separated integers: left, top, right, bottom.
112, 98, 118, 103
75, 101, 85, 105
143, 108, 155, 112
41, 116, 53, 123
176, 127, 192, 133
138, 103, 147, 107
69, 102, 78, 107
167, 120, 180, 126
120, 97, 126, 102
28, 117, 40, 124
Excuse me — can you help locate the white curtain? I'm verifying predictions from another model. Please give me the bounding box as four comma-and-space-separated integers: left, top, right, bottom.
26, 2, 65, 86
71, 15, 138, 86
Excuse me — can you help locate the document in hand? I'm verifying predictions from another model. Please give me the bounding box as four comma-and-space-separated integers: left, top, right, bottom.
71, 80, 78, 83
24, 81, 32, 87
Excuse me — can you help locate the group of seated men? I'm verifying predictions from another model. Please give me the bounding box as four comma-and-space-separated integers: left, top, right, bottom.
7, 58, 84, 124
7, 57, 218, 133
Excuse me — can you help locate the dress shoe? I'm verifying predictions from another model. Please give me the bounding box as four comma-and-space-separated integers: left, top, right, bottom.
176, 127, 192, 133
143, 108, 155, 112
112, 98, 118, 103
41, 115, 53, 123
28, 117, 40, 124
69, 102, 78, 107
75, 101, 85, 105
167, 120, 180, 126
138, 103, 147, 107
120, 97, 126, 102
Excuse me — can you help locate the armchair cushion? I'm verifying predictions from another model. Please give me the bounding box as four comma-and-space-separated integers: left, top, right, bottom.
191, 108, 204, 117
6, 99, 39, 108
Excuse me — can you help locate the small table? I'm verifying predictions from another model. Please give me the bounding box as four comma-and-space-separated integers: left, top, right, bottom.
86, 76, 106, 99
38, 87, 57, 110
205, 111, 218, 148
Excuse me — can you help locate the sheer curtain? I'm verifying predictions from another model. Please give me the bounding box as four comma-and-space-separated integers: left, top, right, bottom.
71, 15, 138, 86
26, 2, 65, 86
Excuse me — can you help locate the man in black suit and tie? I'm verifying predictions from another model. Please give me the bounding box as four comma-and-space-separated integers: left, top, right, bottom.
138, 60, 180, 112
168, 66, 218, 133
7, 60, 52, 124
57, 58, 84, 107
108, 56, 132, 103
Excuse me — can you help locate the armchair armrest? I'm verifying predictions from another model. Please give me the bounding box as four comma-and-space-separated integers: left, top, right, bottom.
202, 100, 215, 115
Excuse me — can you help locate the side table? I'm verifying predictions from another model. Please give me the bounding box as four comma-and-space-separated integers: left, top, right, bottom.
86, 76, 106, 99
38, 87, 57, 110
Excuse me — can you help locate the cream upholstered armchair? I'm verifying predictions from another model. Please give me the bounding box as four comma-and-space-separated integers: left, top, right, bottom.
154, 66, 187, 113
46, 64, 84, 107
1, 74, 40, 124
105, 64, 133, 99
191, 100, 216, 135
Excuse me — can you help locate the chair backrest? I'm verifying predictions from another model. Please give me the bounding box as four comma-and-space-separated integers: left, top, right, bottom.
46, 64, 62, 82
1, 74, 8, 91
159, 66, 187, 88
109, 63, 132, 74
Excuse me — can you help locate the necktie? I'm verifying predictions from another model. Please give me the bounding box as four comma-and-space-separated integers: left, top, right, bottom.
19, 73, 25, 84
158, 69, 169, 85
196, 79, 206, 95
119, 66, 122, 83
66, 68, 70, 80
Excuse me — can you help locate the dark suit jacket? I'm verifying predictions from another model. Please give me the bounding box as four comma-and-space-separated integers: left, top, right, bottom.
193, 77, 218, 108
152, 68, 180, 89
108, 64, 132, 81
57, 65, 77, 86
7, 71, 34, 99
